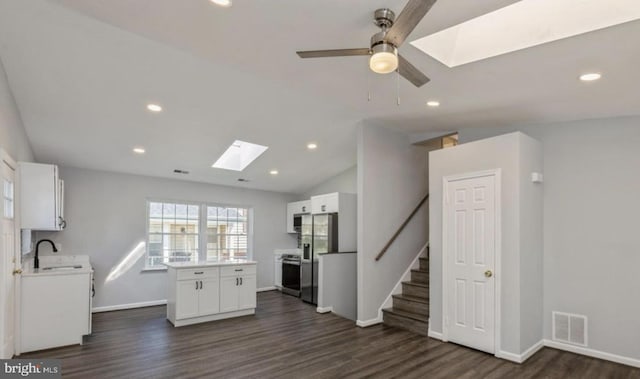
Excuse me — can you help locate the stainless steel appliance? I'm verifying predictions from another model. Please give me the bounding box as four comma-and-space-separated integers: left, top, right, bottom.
300, 213, 338, 305
281, 254, 301, 297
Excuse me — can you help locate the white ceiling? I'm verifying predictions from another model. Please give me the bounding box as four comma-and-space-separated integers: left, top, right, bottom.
0, 0, 639, 194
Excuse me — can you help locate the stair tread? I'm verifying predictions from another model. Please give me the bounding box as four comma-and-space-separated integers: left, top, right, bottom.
402, 281, 428, 288
392, 293, 429, 304
382, 307, 428, 323
411, 268, 428, 273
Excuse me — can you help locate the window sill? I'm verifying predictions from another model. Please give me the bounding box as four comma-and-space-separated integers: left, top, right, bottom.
141, 267, 167, 273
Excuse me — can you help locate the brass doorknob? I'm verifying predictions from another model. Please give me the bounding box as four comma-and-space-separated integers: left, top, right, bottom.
12, 269, 22, 275
484, 270, 493, 278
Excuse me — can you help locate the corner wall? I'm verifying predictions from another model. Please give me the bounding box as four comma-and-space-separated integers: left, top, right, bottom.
357, 122, 428, 323
0, 57, 33, 162
458, 116, 640, 362
300, 165, 357, 199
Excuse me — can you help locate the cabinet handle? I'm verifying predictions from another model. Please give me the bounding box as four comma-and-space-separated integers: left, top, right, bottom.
321, 205, 326, 212
195, 281, 199, 290
240, 277, 243, 285
194, 271, 204, 275
235, 269, 243, 272
200, 280, 203, 289
236, 277, 239, 286
302, 206, 306, 212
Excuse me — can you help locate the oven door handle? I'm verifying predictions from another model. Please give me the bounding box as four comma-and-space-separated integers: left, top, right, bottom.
283, 261, 301, 266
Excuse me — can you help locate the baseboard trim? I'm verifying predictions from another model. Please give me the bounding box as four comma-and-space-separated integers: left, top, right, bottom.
356, 317, 382, 328
316, 306, 333, 314
544, 340, 640, 368
427, 324, 443, 341
495, 340, 544, 363
257, 286, 277, 292
92, 299, 167, 313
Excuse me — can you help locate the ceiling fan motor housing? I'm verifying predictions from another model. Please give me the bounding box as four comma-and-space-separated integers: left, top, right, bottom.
374, 8, 395, 29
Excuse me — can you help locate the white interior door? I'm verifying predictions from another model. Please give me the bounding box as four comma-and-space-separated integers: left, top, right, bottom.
1, 154, 17, 359
444, 172, 497, 354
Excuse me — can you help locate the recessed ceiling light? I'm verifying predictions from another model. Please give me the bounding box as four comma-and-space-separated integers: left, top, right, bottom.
133, 147, 146, 154
212, 140, 268, 171
210, 0, 232, 7
147, 104, 162, 112
426, 100, 440, 107
269, 170, 279, 175
307, 143, 317, 150
579, 73, 602, 82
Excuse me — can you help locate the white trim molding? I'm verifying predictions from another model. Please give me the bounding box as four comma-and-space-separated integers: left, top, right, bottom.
316, 306, 333, 314
544, 340, 640, 368
427, 322, 443, 341
495, 340, 544, 363
92, 300, 167, 313
356, 318, 382, 328
257, 286, 277, 292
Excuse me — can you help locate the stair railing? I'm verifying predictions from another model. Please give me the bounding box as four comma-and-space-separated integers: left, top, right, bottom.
375, 193, 429, 261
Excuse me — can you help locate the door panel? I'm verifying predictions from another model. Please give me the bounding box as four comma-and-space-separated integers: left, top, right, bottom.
176, 281, 199, 320
446, 174, 496, 353
219, 276, 239, 313
198, 278, 219, 315
238, 275, 256, 310
1, 157, 16, 359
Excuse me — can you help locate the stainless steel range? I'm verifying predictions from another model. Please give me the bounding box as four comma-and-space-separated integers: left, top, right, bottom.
281, 254, 301, 297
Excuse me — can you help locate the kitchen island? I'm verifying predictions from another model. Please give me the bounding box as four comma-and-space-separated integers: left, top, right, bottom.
164, 260, 257, 327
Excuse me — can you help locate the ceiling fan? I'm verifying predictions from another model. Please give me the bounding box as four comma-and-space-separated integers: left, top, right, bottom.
296, 0, 437, 88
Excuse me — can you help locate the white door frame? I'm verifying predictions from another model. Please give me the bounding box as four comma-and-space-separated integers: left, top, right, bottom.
441, 168, 502, 356
0, 148, 19, 358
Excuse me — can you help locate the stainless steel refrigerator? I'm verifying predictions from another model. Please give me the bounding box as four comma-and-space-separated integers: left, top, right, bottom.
300, 213, 338, 305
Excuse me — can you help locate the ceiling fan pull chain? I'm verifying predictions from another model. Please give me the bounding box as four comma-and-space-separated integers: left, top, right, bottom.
396, 67, 400, 106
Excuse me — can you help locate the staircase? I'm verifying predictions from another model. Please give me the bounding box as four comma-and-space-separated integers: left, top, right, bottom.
382, 254, 429, 335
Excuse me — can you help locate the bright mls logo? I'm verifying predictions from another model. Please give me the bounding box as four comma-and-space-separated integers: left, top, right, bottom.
1, 360, 61, 378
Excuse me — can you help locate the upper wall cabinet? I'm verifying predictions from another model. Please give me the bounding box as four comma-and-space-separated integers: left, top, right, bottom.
286, 200, 310, 233
18, 162, 66, 231
311, 193, 341, 214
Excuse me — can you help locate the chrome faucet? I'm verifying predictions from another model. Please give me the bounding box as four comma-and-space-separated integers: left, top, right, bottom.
34, 239, 58, 269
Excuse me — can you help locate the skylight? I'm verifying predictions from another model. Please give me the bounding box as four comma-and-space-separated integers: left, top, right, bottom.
410, 0, 640, 67
212, 140, 268, 171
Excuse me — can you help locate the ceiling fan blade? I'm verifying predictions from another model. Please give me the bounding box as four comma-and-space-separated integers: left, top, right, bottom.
385, 0, 438, 47
398, 54, 430, 87
296, 48, 370, 58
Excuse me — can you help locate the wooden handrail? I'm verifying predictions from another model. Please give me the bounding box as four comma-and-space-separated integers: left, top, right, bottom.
375, 193, 429, 261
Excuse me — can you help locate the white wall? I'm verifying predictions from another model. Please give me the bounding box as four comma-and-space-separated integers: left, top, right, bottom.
318, 253, 357, 320
458, 116, 640, 361
0, 58, 33, 162
357, 122, 429, 323
429, 132, 543, 355
37, 166, 297, 309
300, 165, 357, 199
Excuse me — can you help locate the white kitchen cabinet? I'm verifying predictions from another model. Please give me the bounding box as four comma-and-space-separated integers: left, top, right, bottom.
220, 264, 257, 312
286, 200, 310, 233
166, 262, 257, 327
18, 162, 66, 231
311, 193, 340, 214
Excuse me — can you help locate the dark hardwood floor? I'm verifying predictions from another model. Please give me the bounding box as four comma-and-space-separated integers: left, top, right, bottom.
20, 291, 640, 378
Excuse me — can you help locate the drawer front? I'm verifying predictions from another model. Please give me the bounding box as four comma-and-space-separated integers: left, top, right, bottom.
220, 265, 256, 277
176, 267, 219, 281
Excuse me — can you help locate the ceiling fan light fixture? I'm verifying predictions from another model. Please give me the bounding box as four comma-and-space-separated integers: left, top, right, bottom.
369, 43, 398, 74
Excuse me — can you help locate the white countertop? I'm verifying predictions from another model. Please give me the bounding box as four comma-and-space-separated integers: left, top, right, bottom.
274, 249, 302, 256
22, 255, 94, 277
163, 259, 257, 269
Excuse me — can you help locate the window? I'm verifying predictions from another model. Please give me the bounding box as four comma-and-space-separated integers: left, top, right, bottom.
206, 206, 249, 261
3, 179, 14, 219
146, 200, 251, 268
147, 202, 200, 268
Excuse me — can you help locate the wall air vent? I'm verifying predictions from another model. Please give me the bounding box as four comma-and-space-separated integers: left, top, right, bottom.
552, 311, 587, 346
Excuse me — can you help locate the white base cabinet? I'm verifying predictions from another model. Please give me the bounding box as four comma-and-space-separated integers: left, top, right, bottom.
166, 262, 257, 327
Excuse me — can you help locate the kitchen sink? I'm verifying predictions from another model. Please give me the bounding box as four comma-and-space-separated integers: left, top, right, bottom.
41, 265, 83, 271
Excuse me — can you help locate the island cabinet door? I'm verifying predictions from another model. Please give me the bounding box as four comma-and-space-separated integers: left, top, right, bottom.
219, 276, 239, 313
198, 277, 220, 315
238, 275, 257, 310
176, 280, 199, 320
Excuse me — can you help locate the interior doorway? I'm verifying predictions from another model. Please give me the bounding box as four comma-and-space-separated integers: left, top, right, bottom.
0, 149, 17, 359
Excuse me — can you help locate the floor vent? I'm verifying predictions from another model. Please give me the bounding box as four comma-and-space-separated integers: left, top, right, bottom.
552, 311, 587, 346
